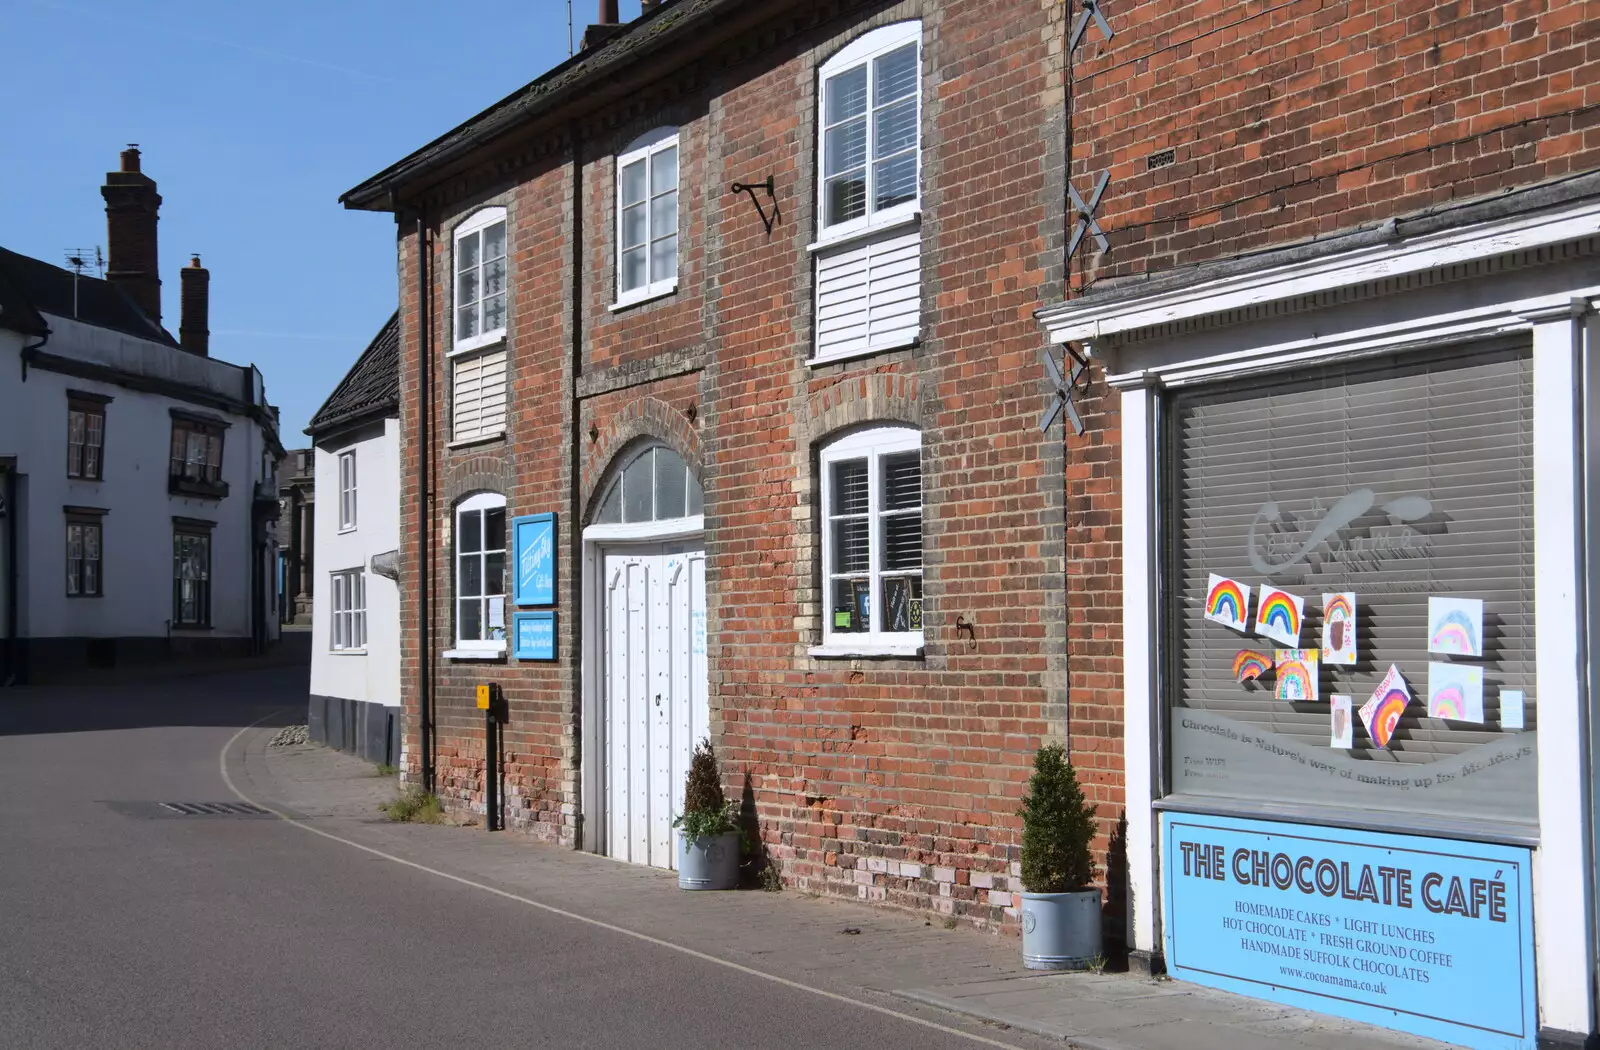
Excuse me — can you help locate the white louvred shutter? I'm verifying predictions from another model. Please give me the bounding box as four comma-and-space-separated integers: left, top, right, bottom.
815, 227, 920, 360
452, 349, 508, 441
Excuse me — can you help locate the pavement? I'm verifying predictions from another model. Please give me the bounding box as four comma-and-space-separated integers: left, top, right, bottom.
0, 654, 1459, 1049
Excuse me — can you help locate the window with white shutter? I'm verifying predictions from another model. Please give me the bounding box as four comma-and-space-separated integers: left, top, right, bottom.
451, 347, 508, 443
811, 21, 923, 364
818, 426, 923, 654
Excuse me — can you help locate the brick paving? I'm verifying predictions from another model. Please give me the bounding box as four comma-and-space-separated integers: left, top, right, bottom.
232, 730, 1455, 1050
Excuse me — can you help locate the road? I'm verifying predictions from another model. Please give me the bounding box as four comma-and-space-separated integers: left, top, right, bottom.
0, 660, 1053, 1050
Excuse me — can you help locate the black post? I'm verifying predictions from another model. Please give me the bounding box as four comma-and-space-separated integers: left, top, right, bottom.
485, 690, 501, 831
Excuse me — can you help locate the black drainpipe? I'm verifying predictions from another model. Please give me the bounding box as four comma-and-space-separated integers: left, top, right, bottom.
2, 463, 17, 685
567, 119, 585, 844
415, 210, 435, 793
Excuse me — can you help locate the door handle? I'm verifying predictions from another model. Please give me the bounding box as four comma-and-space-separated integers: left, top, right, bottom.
654, 694, 662, 707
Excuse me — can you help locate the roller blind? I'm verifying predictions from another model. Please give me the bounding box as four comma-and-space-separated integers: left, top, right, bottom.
452, 348, 507, 442
814, 227, 920, 360
1164, 344, 1537, 825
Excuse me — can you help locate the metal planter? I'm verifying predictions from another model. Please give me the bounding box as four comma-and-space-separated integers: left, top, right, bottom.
677, 831, 739, 890
1020, 888, 1102, 970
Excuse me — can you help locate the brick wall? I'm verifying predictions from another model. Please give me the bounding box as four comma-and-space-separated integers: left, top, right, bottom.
1068, 0, 1600, 288
391, 0, 1133, 934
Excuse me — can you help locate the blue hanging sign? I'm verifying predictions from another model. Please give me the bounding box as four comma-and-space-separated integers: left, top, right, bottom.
1162, 812, 1535, 1050
512, 513, 556, 606
512, 611, 556, 661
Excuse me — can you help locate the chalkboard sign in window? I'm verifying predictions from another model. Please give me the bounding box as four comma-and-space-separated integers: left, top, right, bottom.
512, 513, 556, 606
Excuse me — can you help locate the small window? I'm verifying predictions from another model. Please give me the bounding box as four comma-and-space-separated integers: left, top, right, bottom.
819, 426, 922, 648
172, 527, 212, 626
591, 444, 703, 525
169, 417, 227, 496
818, 23, 922, 237
452, 348, 508, 443
65, 515, 103, 597
453, 208, 508, 353
67, 398, 106, 480
456, 492, 508, 649
330, 569, 367, 650
338, 450, 357, 531
615, 129, 679, 304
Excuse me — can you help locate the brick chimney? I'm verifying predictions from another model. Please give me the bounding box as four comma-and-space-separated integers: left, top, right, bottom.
179, 255, 209, 356
582, 0, 623, 49
101, 145, 162, 327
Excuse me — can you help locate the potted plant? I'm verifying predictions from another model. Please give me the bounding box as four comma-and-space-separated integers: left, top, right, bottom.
674, 739, 741, 890
1018, 743, 1101, 970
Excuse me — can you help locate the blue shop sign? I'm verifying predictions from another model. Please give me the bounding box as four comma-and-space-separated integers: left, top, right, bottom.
1162, 812, 1534, 1050
512, 513, 556, 606
513, 611, 556, 661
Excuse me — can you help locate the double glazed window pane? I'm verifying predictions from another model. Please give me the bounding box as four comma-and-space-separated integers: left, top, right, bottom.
457, 504, 506, 642
826, 446, 922, 636
456, 221, 507, 342
619, 145, 678, 293
822, 43, 918, 228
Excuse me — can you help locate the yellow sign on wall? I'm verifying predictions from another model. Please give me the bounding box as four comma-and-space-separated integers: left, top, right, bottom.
476, 684, 491, 710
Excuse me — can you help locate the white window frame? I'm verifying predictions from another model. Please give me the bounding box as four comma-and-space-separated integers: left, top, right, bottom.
452, 492, 508, 654
451, 207, 508, 355
814, 425, 923, 656
613, 128, 680, 308
337, 449, 357, 532
330, 568, 366, 652
815, 21, 923, 248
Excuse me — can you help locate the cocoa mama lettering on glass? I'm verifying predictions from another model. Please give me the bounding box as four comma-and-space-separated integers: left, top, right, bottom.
512, 513, 556, 606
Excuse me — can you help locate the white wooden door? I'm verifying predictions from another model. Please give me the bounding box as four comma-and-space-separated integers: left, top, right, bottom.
602, 544, 707, 869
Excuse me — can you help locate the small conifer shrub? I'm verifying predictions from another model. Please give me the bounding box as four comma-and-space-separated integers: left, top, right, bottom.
673, 738, 740, 842
1019, 744, 1097, 893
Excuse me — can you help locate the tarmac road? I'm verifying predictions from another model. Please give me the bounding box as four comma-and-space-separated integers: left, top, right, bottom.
0, 661, 1053, 1050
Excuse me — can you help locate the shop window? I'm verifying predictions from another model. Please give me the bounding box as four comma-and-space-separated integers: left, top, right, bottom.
591, 444, 702, 524
818, 425, 922, 650
812, 21, 923, 363
330, 568, 366, 650
1163, 345, 1537, 826
614, 128, 679, 305
172, 521, 213, 627
455, 492, 507, 650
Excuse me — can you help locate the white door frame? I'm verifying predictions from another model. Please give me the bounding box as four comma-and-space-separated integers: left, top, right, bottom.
579, 514, 704, 856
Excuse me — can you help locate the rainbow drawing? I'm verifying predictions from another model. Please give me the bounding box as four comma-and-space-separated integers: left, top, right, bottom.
1254, 586, 1304, 646
1321, 591, 1357, 666
1204, 574, 1251, 632
1233, 649, 1272, 683
1273, 649, 1320, 703
1360, 665, 1411, 749
1427, 661, 1484, 723
1428, 597, 1484, 657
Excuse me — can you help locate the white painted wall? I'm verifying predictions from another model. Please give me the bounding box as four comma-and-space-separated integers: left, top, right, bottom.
309, 417, 400, 707
0, 313, 279, 646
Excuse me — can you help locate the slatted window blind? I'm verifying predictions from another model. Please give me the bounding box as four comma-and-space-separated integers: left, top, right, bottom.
814, 228, 920, 360
1164, 345, 1537, 824
452, 348, 507, 442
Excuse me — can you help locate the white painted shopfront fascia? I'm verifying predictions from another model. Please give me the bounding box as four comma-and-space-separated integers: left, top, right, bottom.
1040, 200, 1600, 1039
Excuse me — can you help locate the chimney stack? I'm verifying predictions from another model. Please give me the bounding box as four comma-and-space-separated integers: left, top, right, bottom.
179, 255, 210, 356
582, 0, 623, 49
101, 145, 162, 327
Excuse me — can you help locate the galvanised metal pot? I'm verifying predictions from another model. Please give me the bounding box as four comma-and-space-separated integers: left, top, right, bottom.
1020, 888, 1102, 970
677, 831, 740, 890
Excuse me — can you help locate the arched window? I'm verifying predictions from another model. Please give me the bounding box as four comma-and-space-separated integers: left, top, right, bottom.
592, 444, 702, 525
819, 425, 922, 651
455, 492, 507, 650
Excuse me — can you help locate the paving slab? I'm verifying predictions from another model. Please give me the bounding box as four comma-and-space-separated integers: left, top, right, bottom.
237, 731, 1459, 1050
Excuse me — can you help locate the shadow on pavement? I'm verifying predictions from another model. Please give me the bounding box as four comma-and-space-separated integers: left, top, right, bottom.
0, 640, 310, 737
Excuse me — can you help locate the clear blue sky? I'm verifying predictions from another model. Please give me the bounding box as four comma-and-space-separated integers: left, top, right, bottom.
2, 0, 643, 443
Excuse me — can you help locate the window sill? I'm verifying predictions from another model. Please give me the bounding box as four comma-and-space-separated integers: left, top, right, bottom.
171, 625, 214, 633
609, 284, 678, 312
809, 642, 925, 660
449, 331, 507, 357
447, 432, 506, 450
807, 209, 921, 254
808, 335, 919, 368
169, 477, 230, 500
330, 648, 367, 656
442, 647, 507, 661
337, 526, 357, 535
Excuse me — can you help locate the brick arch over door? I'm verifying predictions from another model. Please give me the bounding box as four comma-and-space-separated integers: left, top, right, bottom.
797, 371, 921, 446
580, 396, 703, 523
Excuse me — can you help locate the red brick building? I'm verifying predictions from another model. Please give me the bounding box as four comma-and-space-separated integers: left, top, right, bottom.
340, 0, 1123, 934
1037, 0, 1599, 1043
